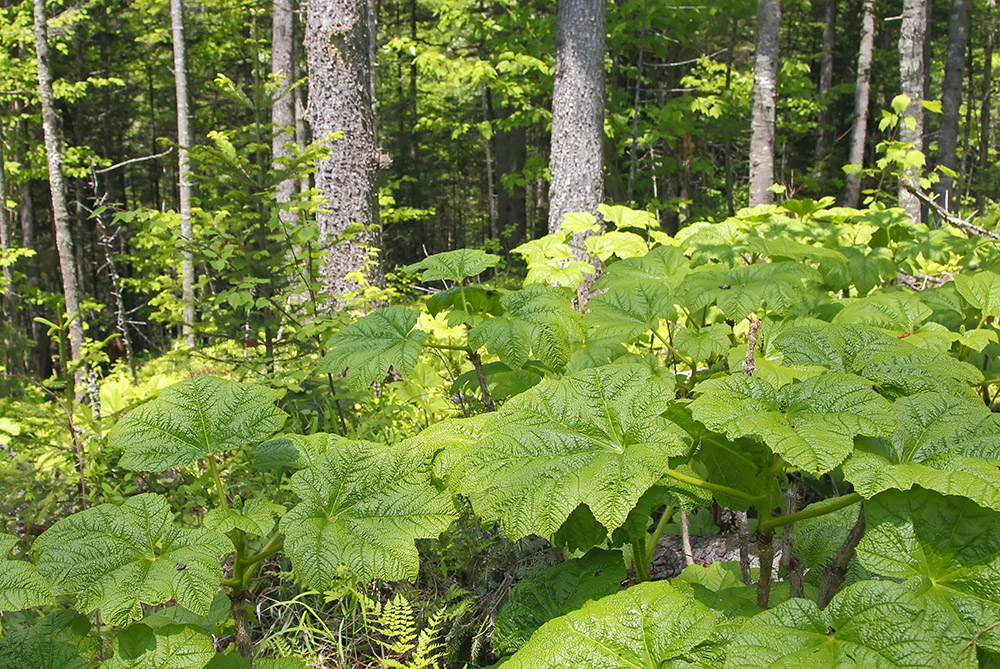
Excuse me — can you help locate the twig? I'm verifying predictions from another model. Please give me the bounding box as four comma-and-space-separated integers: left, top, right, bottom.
742, 318, 762, 376
905, 184, 1000, 240
780, 478, 806, 598
92, 147, 173, 174
735, 510, 752, 585
817, 503, 866, 609
679, 508, 694, 566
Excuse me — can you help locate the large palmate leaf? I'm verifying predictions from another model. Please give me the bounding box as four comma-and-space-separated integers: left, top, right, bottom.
450, 364, 687, 539
584, 281, 675, 343
679, 261, 821, 320
724, 580, 954, 668
469, 284, 582, 370
841, 246, 898, 296
592, 245, 690, 290
404, 248, 501, 283
318, 306, 428, 389
109, 376, 287, 471
675, 324, 732, 362
102, 623, 216, 669
833, 291, 955, 351
843, 392, 1000, 510
690, 372, 894, 475
280, 435, 457, 588
504, 580, 723, 668
0, 532, 53, 611
203, 498, 285, 536
955, 270, 1000, 316
34, 493, 231, 625
857, 489, 1000, 654
0, 610, 97, 669
774, 324, 982, 398
492, 549, 626, 655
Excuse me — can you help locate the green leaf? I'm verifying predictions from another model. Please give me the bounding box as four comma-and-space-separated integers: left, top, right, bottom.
695, 433, 772, 511
404, 248, 501, 283
504, 580, 723, 668
452, 364, 686, 539
102, 623, 216, 669
469, 284, 582, 370
584, 231, 648, 261
493, 549, 626, 655
834, 292, 955, 351
955, 271, 1000, 317
675, 324, 732, 362
34, 493, 231, 625
109, 376, 287, 471
0, 610, 96, 669
680, 261, 821, 320
584, 282, 675, 343
857, 488, 1000, 653
559, 211, 600, 234
843, 392, 1000, 510
690, 372, 895, 475
597, 204, 656, 230
724, 580, 950, 668
774, 324, 982, 398
318, 306, 428, 389
280, 435, 457, 587
252, 433, 338, 470
841, 247, 898, 296
203, 498, 285, 536
792, 503, 870, 588
0, 560, 53, 612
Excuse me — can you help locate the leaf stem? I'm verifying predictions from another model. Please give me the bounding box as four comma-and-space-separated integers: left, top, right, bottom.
651, 329, 696, 385
645, 505, 675, 566
662, 468, 765, 506
206, 457, 229, 510
423, 341, 472, 353
240, 534, 285, 569
633, 535, 650, 582
759, 492, 862, 533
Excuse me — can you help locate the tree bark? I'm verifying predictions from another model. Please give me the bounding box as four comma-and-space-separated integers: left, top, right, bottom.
170, 0, 196, 346
272, 0, 298, 226
979, 2, 996, 213
933, 0, 971, 218
33, 0, 84, 383
306, 0, 383, 299
812, 0, 836, 178
547, 0, 605, 234
843, 0, 876, 208
898, 0, 928, 222
748, 0, 781, 206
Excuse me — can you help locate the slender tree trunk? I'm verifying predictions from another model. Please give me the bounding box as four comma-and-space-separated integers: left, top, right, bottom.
979, 2, 996, 213
843, 0, 876, 208
0, 135, 14, 328
15, 111, 45, 377
898, 0, 928, 222
812, 0, 836, 178
495, 107, 527, 257
933, 0, 971, 218
547, 0, 605, 234
170, 0, 196, 346
272, 0, 298, 228
307, 0, 382, 298
748, 0, 781, 206
33, 0, 84, 385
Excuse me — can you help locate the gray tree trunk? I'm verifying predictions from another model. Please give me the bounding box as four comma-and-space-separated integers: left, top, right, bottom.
33, 0, 84, 380
748, 0, 780, 206
843, 0, 876, 208
547, 0, 605, 234
495, 107, 527, 257
934, 0, 972, 218
306, 0, 383, 298
812, 0, 836, 178
898, 0, 927, 222
272, 0, 298, 225
979, 2, 995, 213
170, 0, 196, 345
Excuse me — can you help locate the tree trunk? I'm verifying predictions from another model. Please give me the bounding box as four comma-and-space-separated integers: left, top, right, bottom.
273, 0, 298, 225
306, 0, 383, 298
170, 0, 196, 346
33, 0, 84, 384
898, 0, 927, 222
0, 134, 13, 325
933, 0, 971, 218
979, 2, 996, 213
812, 0, 836, 178
843, 0, 876, 208
748, 0, 781, 206
495, 107, 527, 258
547, 0, 605, 234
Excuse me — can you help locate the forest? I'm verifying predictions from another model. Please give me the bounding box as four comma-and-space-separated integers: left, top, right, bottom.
3, 0, 1000, 666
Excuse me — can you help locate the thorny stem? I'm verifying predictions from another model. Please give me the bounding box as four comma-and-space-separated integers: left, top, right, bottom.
817, 503, 866, 609
468, 350, 495, 411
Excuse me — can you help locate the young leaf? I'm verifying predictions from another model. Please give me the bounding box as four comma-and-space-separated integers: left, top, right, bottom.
451, 364, 686, 539
0, 610, 96, 669
857, 489, 1000, 653
34, 493, 231, 625
280, 436, 457, 588
102, 623, 216, 669
843, 392, 1000, 510
469, 284, 582, 370
404, 248, 501, 283
109, 376, 287, 471
492, 549, 626, 655
690, 372, 895, 475
724, 580, 950, 668
317, 306, 428, 389
675, 324, 732, 362
504, 580, 723, 668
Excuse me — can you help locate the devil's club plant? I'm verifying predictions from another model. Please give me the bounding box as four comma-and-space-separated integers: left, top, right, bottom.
3, 202, 1000, 667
